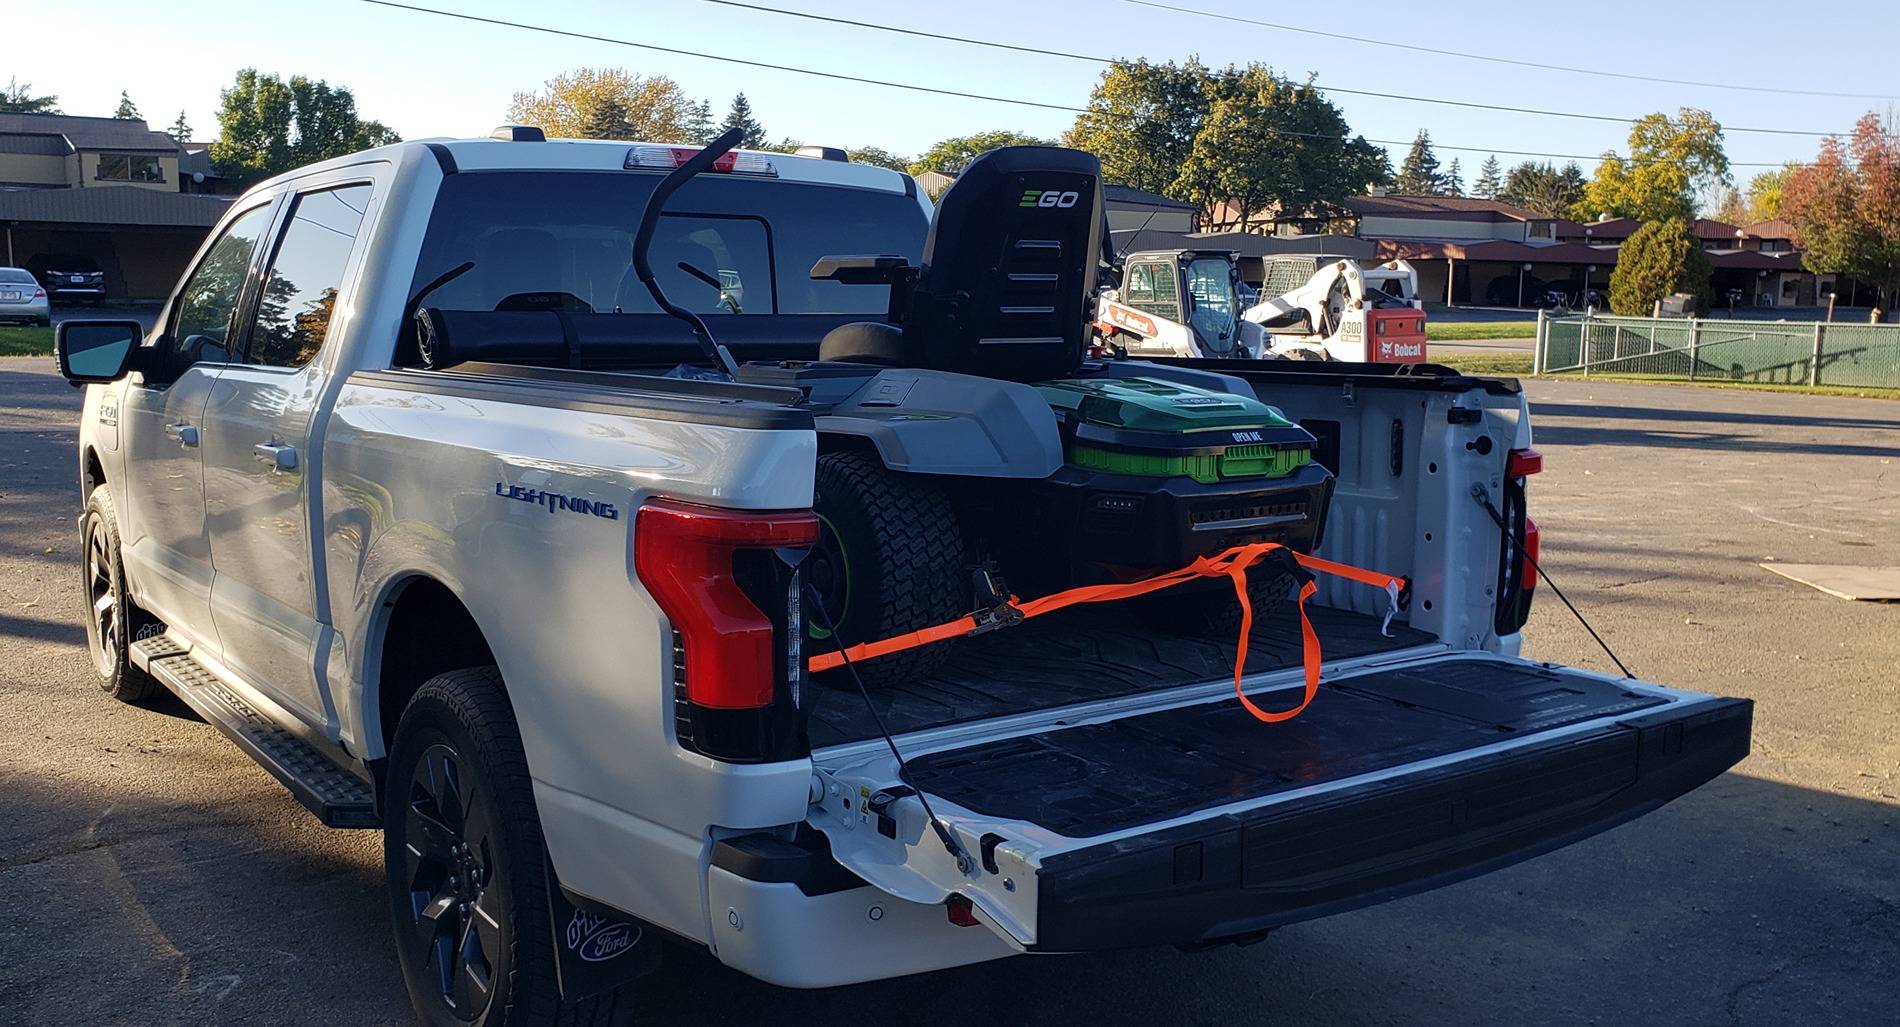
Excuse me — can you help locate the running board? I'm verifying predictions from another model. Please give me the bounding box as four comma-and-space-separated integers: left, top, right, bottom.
132, 636, 380, 828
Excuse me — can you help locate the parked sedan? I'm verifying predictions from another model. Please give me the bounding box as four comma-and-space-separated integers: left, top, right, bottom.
0, 267, 50, 326
24, 254, 106, 304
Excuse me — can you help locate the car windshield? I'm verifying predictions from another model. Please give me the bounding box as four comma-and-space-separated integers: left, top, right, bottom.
409, 171, 927, 317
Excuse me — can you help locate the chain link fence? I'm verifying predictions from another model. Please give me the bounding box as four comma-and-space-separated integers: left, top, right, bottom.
1535, 313, 1900, 389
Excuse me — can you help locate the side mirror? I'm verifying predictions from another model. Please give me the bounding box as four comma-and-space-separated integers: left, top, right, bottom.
55, 320, 144, 384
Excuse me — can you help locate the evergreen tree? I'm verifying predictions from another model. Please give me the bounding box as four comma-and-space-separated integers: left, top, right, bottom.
168, 111, 193, 142
687, 99, 714, 143
581, 92, 632, 139
113, 91, 140, 120
1441, 157, 1464, 197
720, 93, 767, 148
1609, 217, 1713, 315
0, 78, 60, 114
1395, 130, 1443, 195
1472, 155, 1502, 199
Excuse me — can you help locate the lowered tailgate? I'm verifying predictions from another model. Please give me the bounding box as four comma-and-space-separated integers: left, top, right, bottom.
809, 652, 1750, 951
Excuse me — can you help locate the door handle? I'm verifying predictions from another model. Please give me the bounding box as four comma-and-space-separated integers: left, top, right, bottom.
253, 442, 298, 472
164, 422, 198, 447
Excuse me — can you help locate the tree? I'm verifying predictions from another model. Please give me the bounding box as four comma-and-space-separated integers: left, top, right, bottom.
846, 146, 909, 172
720, 93, 768, 148
686, 99, 714, 143
1743, 166, 1793, 222
0, 77, 59, 114
1442, 157, 1464, 197
1171, 66, 1386, 231
168, 111, 193, 142
1783, 113, 1900, 312
1712, 187, 1745, 225
211, 69, 401, 184
1394, 130, 1445, 194
1575, 108, 1729, 222
582, 92, 632, 140
1497, 161, 1586, 217
908, 130, 1053, 176
508, 68, 702, 143
113, 91, 140, 120
1064, 59, 1212, 196
1609, 217, 1712, 316
1472, 155, 1502, 199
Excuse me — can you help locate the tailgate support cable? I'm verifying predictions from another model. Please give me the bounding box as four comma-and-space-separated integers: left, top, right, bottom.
1471, 484, 1634, 679
805, 583, 977, 876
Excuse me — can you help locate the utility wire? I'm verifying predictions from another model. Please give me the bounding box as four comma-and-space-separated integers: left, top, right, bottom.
1124, 0, 1897, 102
700, 0, 1844, 138
356, 0, 1806, 168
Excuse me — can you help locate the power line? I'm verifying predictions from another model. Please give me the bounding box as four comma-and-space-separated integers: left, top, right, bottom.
1124, 0, 1897, 102
700, 0, 1843, 138
354, 0, 1803, 168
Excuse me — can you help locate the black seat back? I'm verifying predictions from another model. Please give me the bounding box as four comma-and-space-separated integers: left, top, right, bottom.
903, 146, 1104, 382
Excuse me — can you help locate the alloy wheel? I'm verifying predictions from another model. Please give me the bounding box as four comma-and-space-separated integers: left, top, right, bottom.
400, 744, 503, 1021
85, 518, 120, 678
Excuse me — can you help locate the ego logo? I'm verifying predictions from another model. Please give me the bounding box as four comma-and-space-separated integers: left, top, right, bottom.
1019, 189, 1080, 209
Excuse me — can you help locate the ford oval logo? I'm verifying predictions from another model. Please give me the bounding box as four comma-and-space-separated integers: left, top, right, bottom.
578, 922, 640, 963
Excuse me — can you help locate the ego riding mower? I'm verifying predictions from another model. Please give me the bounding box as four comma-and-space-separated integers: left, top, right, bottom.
737, 144, 1335, 686
411, 129, 1336, 689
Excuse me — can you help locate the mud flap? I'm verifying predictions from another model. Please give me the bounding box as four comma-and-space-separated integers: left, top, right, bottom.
545, 855, 662, 1001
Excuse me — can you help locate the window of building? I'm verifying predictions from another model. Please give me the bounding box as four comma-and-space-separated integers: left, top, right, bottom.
1759, 239, 1790, 253
248, 185, 374, 369
95, 153, 165, 183
1527, 221, 1554, 240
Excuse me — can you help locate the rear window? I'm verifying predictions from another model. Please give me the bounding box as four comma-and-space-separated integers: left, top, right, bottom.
0, 269, 34, 284
409, 171, 926, 317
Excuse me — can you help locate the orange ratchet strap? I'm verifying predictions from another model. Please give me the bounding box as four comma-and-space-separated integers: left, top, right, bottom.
807, 543, 1407, 724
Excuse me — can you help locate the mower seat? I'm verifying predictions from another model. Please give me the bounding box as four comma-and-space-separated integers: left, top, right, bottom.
818, 321, 909, 366
903, 146, 1106, 382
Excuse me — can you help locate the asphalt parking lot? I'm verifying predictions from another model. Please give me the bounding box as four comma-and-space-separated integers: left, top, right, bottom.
1, 357, 1896, 1026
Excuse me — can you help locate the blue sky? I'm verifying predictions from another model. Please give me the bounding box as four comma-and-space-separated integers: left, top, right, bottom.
10, 0, 1896, 180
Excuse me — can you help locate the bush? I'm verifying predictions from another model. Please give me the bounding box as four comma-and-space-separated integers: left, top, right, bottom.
1609, 217, 1713, 316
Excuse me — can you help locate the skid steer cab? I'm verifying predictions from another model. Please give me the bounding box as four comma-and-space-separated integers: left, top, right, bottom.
1095, 249, 1264, 360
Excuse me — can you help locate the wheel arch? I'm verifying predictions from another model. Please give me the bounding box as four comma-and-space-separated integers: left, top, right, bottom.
362, 573, 497, 771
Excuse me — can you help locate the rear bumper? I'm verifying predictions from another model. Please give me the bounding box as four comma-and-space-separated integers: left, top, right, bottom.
1030, 696, 1752, 952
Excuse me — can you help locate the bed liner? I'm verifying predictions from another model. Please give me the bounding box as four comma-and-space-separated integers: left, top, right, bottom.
807, 602, 1433, 747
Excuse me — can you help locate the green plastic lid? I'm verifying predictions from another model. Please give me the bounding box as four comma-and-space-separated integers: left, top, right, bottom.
1036, 377, 1295, 434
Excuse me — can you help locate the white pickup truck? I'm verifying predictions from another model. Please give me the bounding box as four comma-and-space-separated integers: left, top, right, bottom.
55, 130, 1751, 1026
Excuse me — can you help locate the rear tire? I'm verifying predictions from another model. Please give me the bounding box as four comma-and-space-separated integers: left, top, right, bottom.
385, 667, 635, 1027
80, 486, 161, 703
807, 451, 968, 689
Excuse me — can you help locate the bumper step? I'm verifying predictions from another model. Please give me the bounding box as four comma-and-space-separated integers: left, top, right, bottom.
132, 636, 380, 828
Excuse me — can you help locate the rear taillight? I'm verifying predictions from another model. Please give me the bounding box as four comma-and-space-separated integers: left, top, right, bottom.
1494, 448, 1542, 636
634, 498, 817, 762
33, 288, 46, 298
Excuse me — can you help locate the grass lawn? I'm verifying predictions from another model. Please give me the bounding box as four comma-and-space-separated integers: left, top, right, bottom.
1425, 322, 1539, 341
1428, 352, 1900, 399
1430, 352, 1535, 376
0, 325, 53, 357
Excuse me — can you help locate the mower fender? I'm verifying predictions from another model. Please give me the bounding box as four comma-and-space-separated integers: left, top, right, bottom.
816, 369, 1063, 479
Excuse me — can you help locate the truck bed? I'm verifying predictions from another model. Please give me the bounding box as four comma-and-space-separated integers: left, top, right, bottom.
807, 602, 1433, 747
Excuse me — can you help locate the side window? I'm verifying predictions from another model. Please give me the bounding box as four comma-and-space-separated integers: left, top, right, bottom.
170, 204, 275, 360
1124, 260, 1180, 323
248, 185, 372, 369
